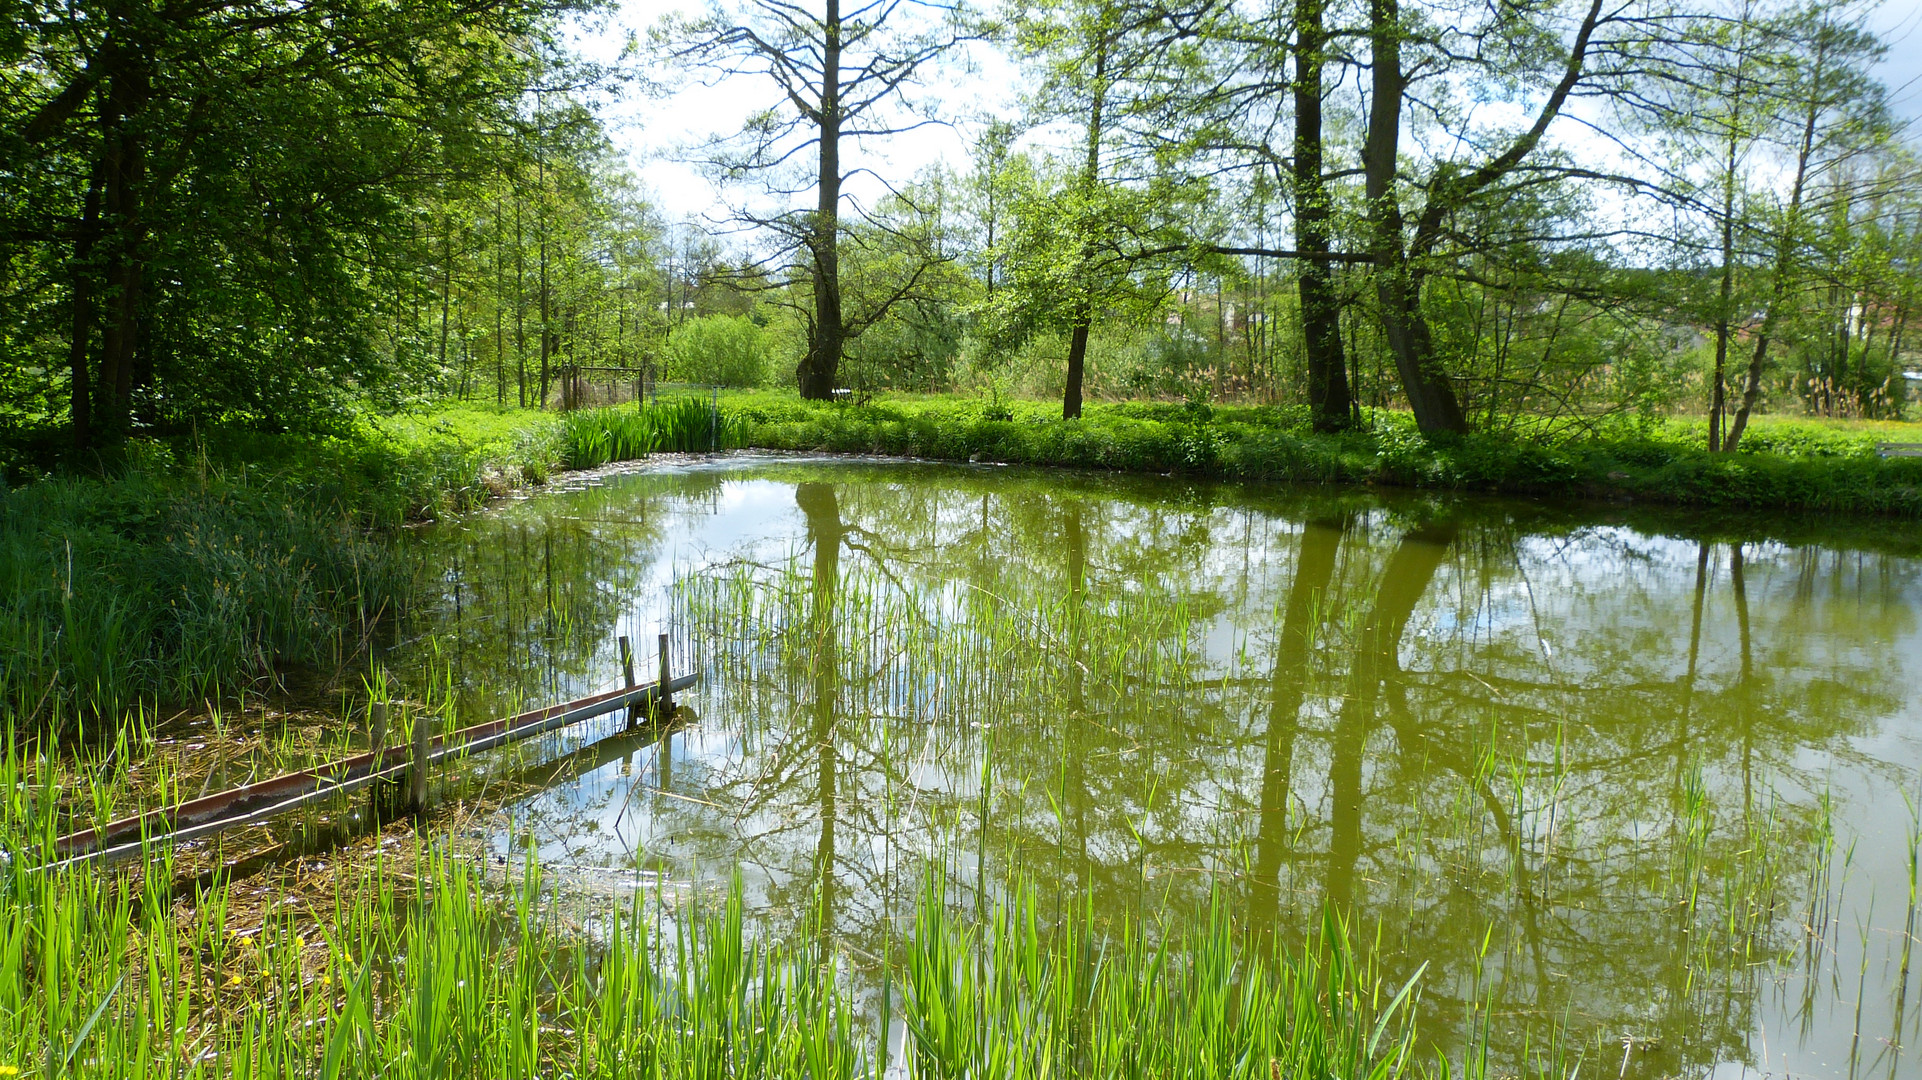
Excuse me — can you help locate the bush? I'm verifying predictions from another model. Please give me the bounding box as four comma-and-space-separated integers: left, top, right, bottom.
665, 315, 769, 388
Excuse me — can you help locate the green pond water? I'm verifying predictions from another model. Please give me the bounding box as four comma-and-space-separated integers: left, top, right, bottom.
395, 455, 1922, 1080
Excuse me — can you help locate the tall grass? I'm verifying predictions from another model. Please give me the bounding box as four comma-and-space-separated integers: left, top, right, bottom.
0, 827, 1434, 1078
0, 405, 578, 731
561, 399, 743, 469
0, 468, 412, 730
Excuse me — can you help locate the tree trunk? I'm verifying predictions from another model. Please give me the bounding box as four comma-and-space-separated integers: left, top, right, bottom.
1063, 34, 1108, 421
1063, 319, 1090, 419
1709, 120, 1740, 450
1725, 33, 1829, 451
514, 189, 527, 407
68, 164, 105, 451
495, 190, 507, 405
1363, 0, 1466, 436
798, 0, 844, 401
94, 61, 149, 442
538, 231, 552, 408
436, 223, 454, 384
1295, 0, 1354, 432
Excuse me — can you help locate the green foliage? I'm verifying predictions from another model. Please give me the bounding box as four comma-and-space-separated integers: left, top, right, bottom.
0, 406, 566, 728
664, 314, 769, 388
2, 0, 610, 438
0, 808, 1433, 1080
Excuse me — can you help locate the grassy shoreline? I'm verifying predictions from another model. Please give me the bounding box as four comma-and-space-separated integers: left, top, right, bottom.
703, 394, 1922, 519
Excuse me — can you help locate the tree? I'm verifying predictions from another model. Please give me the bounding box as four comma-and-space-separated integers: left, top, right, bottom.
3, 0, 596, 446
839, 173, 977, 390
1652, 0, 1780, 449
1291, 0, 1356, 430
666, 313, 770, 386
1717, 3, 1889, 449
1001, 0, 1207, 417
1361, 0, 1617, 436
659, 0, 964, 399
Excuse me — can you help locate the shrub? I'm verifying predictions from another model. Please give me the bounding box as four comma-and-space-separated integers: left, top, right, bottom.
665, 315, 769, 388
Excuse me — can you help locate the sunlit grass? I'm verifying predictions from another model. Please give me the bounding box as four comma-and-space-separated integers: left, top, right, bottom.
0, 469, 413, 731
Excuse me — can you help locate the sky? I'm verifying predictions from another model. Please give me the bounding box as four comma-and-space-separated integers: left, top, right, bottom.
571, 0, 1018, 229
1873, 3, 1922, 125
575, 0, 1922, 240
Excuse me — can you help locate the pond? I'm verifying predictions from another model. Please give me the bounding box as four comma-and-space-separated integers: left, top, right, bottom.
393, 455, 1922, 1080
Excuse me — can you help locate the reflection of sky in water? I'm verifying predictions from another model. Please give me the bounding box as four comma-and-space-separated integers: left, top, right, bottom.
403, 458, 1922, 1080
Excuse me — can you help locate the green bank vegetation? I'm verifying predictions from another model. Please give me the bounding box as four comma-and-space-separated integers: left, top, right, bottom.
0, 838, 1432, 1079
722, 395, 1922, 515
556, 394, 1922, 517
0, 407, 561, 729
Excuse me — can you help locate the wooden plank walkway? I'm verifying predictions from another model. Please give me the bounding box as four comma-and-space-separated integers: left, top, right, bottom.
42, 666, 696, 870
1877, 443, 1922, 458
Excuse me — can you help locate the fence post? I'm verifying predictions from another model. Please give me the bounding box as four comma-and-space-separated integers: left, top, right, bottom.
657, 631, 674, 718
620, 635, 637, 729
370, 700, 389, 819
411, 710, 432, 814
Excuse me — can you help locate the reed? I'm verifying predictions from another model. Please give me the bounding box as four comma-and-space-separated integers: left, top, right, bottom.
561, 399, 742, 469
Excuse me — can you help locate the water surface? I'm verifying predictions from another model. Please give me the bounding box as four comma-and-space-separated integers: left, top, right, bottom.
398, 456, 1922, 1080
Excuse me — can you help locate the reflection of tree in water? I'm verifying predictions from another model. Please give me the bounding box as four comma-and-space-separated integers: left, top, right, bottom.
430, 462, 1920, 1076
1256, 523, 1913, 1077
798, 482, 846, 951
392, 472, 725, 720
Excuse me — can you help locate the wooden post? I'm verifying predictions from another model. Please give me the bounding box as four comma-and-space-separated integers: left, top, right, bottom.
658, 632, 673, 717
411, 711, 431, 814
370, 701, 389, 757
619, 635, 637, 729
369, 701, 389, 819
